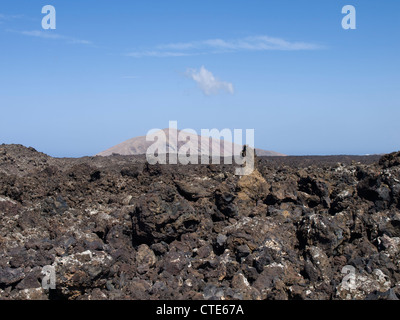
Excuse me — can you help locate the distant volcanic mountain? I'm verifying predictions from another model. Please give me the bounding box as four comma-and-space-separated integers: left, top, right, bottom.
96, 128, 286, 157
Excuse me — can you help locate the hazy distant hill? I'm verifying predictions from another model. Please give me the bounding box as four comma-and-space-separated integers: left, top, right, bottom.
96, 128, 286, 157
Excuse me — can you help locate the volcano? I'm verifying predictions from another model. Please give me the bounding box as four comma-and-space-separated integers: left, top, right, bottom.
96, 128, 286, 157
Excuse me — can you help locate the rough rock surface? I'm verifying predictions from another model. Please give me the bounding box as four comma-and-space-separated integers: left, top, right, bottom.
0, 144, 399, 300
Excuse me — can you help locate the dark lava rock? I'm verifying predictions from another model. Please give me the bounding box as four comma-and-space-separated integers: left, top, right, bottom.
0, 144, 399, 300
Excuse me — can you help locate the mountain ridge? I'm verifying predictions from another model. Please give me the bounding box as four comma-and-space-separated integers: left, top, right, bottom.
96, 128, 286, 157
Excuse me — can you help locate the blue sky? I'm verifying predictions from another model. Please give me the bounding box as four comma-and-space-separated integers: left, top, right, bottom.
0, 0, 399, 157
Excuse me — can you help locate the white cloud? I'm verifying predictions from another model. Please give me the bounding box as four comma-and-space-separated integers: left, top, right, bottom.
68, 38, 93, 45
20, 30, 62, 39
186, 66, 234, 96
126, 51, 192, 58
0, 13, 24, 21
10, 29, 93, 46
126, 35, 324, 58
162, 35, 322, 51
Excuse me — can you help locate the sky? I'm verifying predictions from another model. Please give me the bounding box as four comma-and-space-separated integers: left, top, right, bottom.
0, 0, 399, 157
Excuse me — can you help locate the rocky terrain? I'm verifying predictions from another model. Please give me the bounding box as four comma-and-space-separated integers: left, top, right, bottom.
0, 144, 399, 300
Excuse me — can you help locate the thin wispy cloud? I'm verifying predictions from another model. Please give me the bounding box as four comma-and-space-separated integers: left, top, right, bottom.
68, 38, 93, 45
186, 66, 234, 96
0, 13, 24, 24
20, 30, 62, 39
9, 29, 93, 46
0, 13, 24, 20
126, 51, 192, 58
127, 35, 324, 58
